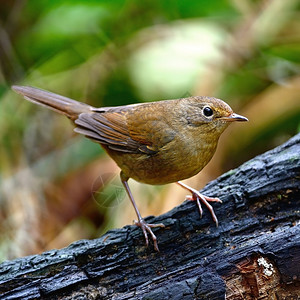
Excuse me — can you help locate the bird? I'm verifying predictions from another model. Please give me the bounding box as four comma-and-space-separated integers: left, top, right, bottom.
12, 85, 248, 251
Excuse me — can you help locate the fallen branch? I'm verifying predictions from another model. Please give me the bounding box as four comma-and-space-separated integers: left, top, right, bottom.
0, 134, 299, 299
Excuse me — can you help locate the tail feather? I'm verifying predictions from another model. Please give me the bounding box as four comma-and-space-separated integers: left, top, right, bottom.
12, 85, 93, 120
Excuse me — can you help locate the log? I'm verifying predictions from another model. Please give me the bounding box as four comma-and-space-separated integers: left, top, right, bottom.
0, 133, 299, 300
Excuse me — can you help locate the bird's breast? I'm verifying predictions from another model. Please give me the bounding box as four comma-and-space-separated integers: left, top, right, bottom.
108, 133, 219, 185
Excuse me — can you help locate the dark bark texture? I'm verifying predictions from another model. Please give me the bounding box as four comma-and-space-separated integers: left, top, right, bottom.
0, 134, 299, 300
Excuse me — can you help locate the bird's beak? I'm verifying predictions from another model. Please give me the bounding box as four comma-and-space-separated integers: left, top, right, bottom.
220, 113, 248, 122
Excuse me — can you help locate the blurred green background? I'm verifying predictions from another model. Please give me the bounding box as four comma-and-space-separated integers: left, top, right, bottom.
0, 0, 299, 261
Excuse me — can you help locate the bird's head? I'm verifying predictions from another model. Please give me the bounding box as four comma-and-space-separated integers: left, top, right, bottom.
179, 96, 248, 137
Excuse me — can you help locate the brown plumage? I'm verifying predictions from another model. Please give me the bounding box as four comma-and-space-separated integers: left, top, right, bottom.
12, 85, 248, 251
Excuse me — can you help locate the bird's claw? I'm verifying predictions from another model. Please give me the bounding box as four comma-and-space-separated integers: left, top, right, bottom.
134, 219, 165, 251
185, 190, 221, 227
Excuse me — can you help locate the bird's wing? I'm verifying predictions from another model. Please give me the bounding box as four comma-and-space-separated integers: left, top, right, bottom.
74, 103, 176, 154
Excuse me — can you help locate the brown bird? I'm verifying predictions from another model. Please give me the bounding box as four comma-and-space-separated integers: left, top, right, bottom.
12, 85, 248, 251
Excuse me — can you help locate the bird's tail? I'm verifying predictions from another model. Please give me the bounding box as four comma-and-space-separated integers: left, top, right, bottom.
12, 85, 93, 120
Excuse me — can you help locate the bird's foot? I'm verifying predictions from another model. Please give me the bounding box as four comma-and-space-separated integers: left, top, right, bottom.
185, 189, 222, 226
134, 219, 165, 251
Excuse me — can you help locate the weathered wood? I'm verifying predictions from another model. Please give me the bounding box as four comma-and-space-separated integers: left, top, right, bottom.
0, 133, 299, 300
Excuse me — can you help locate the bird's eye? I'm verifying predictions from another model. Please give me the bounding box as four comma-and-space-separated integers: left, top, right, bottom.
203, 106, 213, 117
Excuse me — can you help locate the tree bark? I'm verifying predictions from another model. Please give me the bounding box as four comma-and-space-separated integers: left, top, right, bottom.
0, 134, 299, 300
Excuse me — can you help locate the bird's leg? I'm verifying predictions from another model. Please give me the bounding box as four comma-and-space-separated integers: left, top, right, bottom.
177, 181, 222, 227
120, 172, 165, 251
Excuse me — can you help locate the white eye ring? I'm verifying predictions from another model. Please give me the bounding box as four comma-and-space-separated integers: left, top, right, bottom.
203, 106, 214, 118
